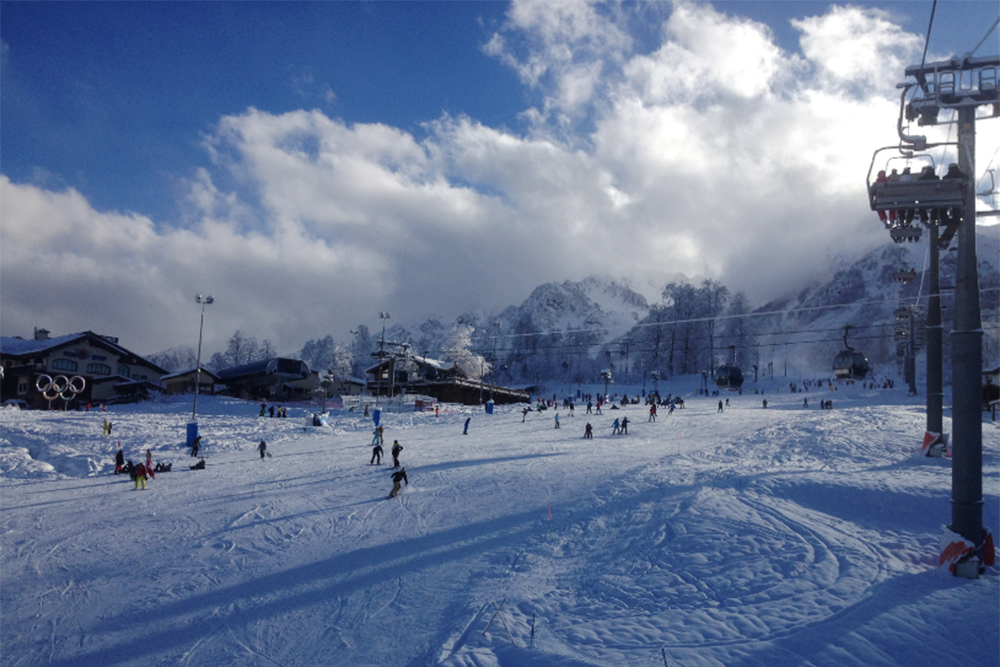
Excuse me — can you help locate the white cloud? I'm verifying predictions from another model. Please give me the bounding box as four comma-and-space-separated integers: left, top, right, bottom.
792, 5, 923, 97
4, 1, 994, 357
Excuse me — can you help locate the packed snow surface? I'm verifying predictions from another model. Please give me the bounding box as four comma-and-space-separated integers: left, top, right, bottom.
1, 377, 997, 667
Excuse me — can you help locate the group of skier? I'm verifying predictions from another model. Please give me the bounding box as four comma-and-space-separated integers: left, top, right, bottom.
369, 423, 407, 498
260, 403, 288, 419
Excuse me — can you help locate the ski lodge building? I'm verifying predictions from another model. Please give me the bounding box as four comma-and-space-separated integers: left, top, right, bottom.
365, 353, 528, 406
0, 329, 168, 408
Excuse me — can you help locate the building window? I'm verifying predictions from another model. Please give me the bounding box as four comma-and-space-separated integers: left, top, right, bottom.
52, 358, 78, 372
17, 381, 28, 395
132, 374, 148, 381
87, 363, 111, 375
118, 365, 130, 377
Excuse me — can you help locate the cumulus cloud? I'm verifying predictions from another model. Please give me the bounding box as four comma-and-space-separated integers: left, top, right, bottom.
3, 1, 995, 356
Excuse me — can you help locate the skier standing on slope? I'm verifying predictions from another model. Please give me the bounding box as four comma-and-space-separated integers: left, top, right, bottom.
391, 440, 403, 468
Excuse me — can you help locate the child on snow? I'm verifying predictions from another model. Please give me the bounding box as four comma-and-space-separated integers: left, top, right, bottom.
134, 463, 148, 490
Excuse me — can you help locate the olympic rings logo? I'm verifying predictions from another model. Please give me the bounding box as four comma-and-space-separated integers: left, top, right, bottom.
35, 374, 86, 402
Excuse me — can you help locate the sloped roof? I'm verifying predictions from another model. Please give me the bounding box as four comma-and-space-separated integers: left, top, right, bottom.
0, 331, 168, 375
161, 367, 222, 382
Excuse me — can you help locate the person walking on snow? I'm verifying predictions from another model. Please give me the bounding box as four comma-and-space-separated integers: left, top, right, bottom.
371, 441, 383, 465
258, 440, 268, 460
612, 418, 620, 435
718, 400, 724, 413
190, 435, 201, 457
649, 404, 656, 422
391, 440, 403, 468
114, 443, 125, 474
554, 413, 560, 429
389, 467, 408, 498
620, 417, 629, 435
464, 417, 471, 435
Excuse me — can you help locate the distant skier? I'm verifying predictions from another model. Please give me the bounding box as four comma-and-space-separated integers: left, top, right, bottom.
803, 398, 808, 408
649, 404, 656, 422
190, 435, 201, 457
612, 418, 620, 435
268, 405, 275, 418
258, 439, 268, 460
145, 448, 153, 470
717, 400, 724, 413
114, 443, 125, 474
554, 413, 560, 429
389, 467, 408, 499
371, 441, 383, 465
584, 422, 593, 439
586, 401, 593, 414
391, 440, 403, 468
259, 402, 267, 417
464, 417, 471, 435
620, 417, 628, 435
763, 399, 768, 409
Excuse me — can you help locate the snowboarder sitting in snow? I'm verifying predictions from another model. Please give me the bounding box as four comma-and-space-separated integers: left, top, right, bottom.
391, 440, 403, 468
389, 467, 408, 498
190, 458, 206, 470
154, 462, 172, 472
371, 442, 383, 465
134, 462, 148, 490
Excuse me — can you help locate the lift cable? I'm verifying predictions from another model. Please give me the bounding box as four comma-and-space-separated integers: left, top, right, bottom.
969, 17, 1000, 57
919, 0, 937, 71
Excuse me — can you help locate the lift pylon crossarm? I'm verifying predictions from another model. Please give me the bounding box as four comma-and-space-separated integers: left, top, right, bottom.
904, 55, 1000, 111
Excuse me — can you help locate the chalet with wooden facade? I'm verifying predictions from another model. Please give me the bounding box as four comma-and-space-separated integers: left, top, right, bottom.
0, 329, 167, 408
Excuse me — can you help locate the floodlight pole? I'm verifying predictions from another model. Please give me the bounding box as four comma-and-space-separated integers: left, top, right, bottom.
192, 294, 214, 420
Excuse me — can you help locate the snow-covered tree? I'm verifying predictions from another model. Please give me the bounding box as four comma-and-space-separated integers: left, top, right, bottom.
444, 324, 490, 380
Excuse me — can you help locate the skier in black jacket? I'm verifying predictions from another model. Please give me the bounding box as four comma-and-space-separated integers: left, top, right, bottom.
391, 440, 403, 468
389, 467, 408, 498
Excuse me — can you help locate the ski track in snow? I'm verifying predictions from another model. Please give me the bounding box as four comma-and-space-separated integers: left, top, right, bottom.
1, 381, 997, 667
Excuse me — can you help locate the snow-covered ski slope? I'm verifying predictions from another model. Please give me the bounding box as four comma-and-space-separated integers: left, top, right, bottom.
1, 378, 997, 667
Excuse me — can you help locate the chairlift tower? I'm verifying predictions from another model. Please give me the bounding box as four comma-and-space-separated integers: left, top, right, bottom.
871, 53, 999, 576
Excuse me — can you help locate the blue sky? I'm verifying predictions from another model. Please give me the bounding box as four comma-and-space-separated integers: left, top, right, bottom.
2, 1, 998, 356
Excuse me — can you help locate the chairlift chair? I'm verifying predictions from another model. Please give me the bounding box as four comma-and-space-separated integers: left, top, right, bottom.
889, 226, 923, 243
893, 268, 918, 283
867, 147, 969, 234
